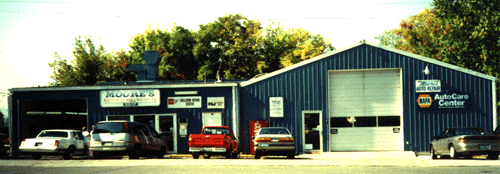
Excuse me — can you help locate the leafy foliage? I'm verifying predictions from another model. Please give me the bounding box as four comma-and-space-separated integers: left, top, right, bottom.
50, 13, 335, 85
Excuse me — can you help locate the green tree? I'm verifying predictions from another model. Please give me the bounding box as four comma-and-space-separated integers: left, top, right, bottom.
433, 0, 500, 78
49, 36, 135, 86
129, 24, 197, 80
49, 36, 106, 86
193, 13, 265, 80
262, 23, 335, 70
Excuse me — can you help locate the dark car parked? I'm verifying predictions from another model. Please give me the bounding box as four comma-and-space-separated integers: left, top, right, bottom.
429, 127, 500, 160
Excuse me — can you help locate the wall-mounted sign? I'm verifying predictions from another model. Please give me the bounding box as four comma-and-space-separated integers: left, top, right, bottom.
100, 89, 160, 108
417, 93, 471, 109
167, 96, 202, 108
416, 80, 441, 93
207, 97, 225, 109
270, 97, 284, 118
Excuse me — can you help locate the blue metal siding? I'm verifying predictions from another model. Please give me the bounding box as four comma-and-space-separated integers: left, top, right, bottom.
240, 44, 495, 153
10, 86, 235, 154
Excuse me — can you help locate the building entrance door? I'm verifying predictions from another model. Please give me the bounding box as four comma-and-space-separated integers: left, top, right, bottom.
302, 111, 323, 153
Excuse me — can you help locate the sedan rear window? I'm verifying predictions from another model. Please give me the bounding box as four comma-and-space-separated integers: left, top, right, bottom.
38, 131, 68, 138
455, 128, 492, 136
259, 128, 290, 135
93, 122, 128, 134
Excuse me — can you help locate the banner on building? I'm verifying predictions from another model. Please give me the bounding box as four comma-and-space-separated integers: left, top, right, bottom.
167, 96, 202, 108
416, 92, 472, 109
416, 80, 441, 93
250, 120, 268, 154
100, 89, 160, 108
207, 97, 225, 109
270, 97, 284, 118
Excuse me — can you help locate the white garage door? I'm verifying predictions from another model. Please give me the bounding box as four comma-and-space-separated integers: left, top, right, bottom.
329, 69, 403, 151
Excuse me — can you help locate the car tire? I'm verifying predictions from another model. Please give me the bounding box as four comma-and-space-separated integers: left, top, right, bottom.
487, 152, 499, 160
430, 145, 438, 160
231, 149, 240, 159
32, 154, 42, 160
225, 146, 232, 159
449, 145, 460, 159
157, 147, 166, 159
287, 152, 295, 159
192, 153, 200, 159
203, 154, 211, 159
254, 151, 261, 159
92, 151, 102, 159
129, 146, 141, 159
63, 147, 75, 160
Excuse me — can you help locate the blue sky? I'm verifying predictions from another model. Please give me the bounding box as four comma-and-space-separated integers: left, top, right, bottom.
0, 0, 433, 96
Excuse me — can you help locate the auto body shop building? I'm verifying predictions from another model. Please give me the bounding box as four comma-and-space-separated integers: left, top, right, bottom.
7, 42, 497, 155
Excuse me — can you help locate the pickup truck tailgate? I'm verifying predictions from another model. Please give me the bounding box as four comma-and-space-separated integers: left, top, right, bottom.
189, 134, 227, 147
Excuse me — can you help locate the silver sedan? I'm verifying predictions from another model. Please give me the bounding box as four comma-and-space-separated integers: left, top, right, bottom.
254, 127, 295, 159
429, 127, 500, 160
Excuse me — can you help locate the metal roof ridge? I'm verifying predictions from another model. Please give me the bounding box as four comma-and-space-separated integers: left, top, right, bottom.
368, 42, 497, 81
240, 42, 365, 87
241, 41, 496, 87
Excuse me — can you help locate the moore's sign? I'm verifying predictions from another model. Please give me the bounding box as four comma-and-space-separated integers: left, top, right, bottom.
416, 80, 441, 93
100, 89, 160, 108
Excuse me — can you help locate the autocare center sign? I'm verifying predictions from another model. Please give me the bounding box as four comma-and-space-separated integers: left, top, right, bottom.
100, 89, 160, 107
416, 80, 471, 109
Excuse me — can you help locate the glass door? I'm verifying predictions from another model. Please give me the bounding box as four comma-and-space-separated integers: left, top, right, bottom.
159, 116, 175, 152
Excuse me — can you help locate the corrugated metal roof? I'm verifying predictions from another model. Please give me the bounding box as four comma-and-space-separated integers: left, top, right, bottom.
241, 41, 497, 87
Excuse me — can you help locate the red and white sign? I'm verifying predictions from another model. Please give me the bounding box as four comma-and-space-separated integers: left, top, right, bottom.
250, 120, 268, 154
167, 96, 202, 108
417, 94, 433, 108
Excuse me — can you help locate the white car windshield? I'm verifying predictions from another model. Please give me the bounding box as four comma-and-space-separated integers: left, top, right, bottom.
38, 131, 68, 138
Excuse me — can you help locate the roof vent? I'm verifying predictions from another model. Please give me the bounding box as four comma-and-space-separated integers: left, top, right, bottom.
127, 51, 161, 81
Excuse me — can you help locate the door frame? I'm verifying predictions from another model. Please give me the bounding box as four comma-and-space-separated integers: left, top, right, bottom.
302, 110, 323, 153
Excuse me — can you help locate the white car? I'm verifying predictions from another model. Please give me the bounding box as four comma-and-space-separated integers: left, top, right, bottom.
19, 129, 85, 160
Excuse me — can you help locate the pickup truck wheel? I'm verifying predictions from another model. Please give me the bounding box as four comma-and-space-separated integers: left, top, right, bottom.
63, 147, 75, 160
225, 146, 232, 159
231, 149, 240, 159
254, 151, 261, 159
32, 154, 42, 160
192, 153, 200, 159
129, 146, 141, 159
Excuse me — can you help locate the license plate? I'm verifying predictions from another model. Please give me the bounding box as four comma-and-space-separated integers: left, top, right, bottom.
35, 142, 43, 146
261, 144, 269, 147
480, 145, 491, 150
204, 148, 212, 152
271, 138, 278, 142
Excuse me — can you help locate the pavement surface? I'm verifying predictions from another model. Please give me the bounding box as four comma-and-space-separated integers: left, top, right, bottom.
1, 152, 499, 167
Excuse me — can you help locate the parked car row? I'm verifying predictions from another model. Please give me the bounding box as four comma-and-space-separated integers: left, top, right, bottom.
19, 121, 168, 160
430, 127, 500, 160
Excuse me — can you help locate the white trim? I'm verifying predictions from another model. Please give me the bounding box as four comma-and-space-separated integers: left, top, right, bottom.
9, 83, 239, 92
241, 42, 496, 87
301, 110, 323, 153
399, 69, 405, 151
232, 86, 239, 140
493, 80, 498, 130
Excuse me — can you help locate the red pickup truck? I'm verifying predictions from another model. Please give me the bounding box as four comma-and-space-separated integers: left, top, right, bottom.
188, 126, 240, 159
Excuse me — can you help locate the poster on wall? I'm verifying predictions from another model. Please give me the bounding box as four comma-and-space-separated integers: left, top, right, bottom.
167, 96, 202, 108
249, 120, 268, 154
207, 97, 225, 109
415, 80, 441, 93
100, 89, 160, 108
416, 93, 471, 109
270, 97, 284, 118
